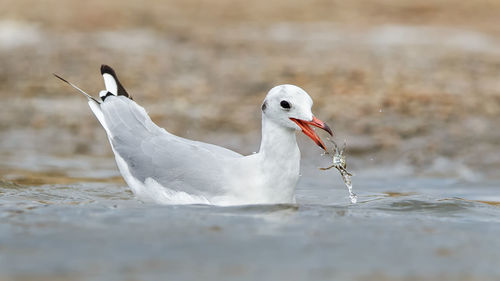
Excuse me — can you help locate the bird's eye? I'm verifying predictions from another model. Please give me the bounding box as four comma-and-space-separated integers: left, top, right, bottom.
280, 100, 291, 110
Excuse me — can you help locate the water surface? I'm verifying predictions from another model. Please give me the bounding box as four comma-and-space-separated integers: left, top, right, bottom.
1, 157, 499, 281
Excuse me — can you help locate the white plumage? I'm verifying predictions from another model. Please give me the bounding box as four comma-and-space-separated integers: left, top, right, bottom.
54, 65, 332, 206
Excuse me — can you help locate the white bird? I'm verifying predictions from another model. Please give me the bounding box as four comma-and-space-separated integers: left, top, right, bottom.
54, 65, 333, 206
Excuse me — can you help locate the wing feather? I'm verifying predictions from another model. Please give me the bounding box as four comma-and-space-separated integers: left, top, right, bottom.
100, 96, 241, 196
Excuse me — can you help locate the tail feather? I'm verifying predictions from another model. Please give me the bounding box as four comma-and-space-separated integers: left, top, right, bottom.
100, 64, 131, 100
53, 73, 101, 104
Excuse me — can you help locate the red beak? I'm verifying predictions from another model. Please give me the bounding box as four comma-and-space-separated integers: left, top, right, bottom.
290, 116, 333, 151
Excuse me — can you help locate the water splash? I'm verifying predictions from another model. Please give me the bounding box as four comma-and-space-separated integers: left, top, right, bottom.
340, 170, 357, 204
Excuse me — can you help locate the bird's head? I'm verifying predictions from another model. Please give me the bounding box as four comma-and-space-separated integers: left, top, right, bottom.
261, 84, 333, 151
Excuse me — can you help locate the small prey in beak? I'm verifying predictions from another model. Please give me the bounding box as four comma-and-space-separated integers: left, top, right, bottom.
290, 116, 333, 151
320, 138, 357, 204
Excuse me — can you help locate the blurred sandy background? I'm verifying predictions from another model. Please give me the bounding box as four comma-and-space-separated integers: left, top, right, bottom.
1, 0, 500, 180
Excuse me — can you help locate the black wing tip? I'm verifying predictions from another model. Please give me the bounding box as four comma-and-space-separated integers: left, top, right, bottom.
100, 64, 131, 99
101, 91, 115, 101
100, 64, 117, 76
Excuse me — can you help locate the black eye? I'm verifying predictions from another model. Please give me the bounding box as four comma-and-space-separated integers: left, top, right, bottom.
280, 100, 291, 109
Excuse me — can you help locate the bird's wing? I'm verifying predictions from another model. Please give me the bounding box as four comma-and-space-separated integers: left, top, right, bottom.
100, 96, 242, 196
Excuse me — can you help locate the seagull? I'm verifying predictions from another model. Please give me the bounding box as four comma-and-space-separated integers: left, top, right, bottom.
54, 65, 333, 206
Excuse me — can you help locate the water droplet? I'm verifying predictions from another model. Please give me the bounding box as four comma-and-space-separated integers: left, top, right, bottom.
349, 194, 358, 204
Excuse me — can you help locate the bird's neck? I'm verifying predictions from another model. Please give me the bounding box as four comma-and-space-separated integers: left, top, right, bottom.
253, 115, 300, 203
258, 116, 300, 161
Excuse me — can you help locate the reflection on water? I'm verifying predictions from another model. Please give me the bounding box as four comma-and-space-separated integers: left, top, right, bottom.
378, 199, 472, 213
382, 191, 419, 197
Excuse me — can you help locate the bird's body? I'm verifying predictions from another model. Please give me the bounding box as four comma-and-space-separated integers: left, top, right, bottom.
55, 65, 332, 206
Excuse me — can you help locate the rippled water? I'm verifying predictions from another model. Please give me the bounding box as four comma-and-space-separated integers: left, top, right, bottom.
1, 156, 500, 281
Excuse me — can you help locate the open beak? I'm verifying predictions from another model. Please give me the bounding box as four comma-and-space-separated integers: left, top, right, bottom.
290, 116, 333, 151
